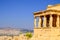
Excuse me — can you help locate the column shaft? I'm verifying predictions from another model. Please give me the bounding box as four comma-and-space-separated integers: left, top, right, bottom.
43, 16, 46, 27
56, 15, 59, 27
59, 16, 60, 26
38, 17, 41, 28
34, 17, 36, 28
49, 15, 53, 27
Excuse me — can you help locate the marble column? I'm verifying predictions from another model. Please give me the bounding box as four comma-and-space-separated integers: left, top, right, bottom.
43, 16, 46, 27
59, 16, 60, 27
49, 15, 53, 27
38, 16, 41, 28
56, 15, 59, 27
34, 17, 36, 28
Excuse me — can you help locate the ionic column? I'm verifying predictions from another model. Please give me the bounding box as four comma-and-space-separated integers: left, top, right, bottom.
56, 15, 59, 27
49, 15, 53, 27
43, 16, 46, 27
38, 16, 41, 28
34, 17, 36, 28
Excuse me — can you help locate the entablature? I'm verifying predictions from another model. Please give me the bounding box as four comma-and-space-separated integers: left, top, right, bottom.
34, 10, 60, 17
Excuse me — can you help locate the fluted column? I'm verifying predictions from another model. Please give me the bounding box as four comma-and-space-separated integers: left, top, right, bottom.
34, 17, 36, 28
43, 16, 46, 27
49, 15, 53, 27
56, 15, 59, 27
38, 16, 41, 28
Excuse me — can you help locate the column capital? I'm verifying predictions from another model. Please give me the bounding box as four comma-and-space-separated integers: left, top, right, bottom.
34, 16, 36, 18
50, 15, 52, 16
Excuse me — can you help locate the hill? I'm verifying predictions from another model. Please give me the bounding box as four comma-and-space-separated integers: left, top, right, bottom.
0, 27, 33, 36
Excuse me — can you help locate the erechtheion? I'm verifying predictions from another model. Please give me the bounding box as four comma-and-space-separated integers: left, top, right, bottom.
32, 4, 60, 40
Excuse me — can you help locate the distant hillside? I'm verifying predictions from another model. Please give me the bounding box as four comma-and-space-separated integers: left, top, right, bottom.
0, 27, 33, 36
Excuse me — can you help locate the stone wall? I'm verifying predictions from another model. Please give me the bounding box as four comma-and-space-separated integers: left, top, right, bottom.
30, 27, 60, 40
0, 34, 28, 40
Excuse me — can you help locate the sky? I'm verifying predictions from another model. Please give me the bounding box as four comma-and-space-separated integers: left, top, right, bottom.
0, 0, 60, 30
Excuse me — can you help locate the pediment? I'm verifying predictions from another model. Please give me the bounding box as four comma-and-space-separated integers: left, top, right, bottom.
47, 4, 60, 10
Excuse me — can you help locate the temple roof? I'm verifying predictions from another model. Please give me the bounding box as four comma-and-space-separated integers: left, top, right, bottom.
34, 4, 60, 15
47, 4, 60, 10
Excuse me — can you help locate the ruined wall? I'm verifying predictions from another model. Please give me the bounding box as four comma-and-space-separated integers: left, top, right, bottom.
0, 34, 28, 40
30, 27, 60, 40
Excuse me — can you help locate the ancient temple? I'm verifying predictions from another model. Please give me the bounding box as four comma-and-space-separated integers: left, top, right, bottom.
34, 4, 60, 28
31, 4, 60, 40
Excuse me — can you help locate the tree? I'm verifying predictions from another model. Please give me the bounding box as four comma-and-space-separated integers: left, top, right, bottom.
25, 32, 32, 40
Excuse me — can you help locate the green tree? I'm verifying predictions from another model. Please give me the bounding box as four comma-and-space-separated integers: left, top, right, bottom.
25, 32, 32, 40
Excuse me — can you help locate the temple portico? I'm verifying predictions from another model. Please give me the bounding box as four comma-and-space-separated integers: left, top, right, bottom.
31, 4, 60, 40
30, 4, 60, 40
34, 12, 60, 28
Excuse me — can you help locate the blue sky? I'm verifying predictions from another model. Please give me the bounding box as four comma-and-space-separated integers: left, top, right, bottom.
0, 0, 60, 30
